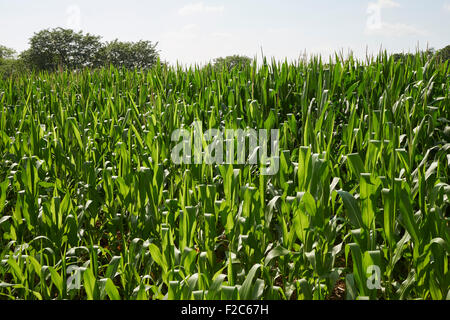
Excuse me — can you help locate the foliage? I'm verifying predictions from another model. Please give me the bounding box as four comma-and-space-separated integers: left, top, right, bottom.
392, 49, 435, 63
0, 45, 16, 61
213, 55, 252, 71
437, 45, 450, 63
0, 46, 26, 79
24, 28, 104, 71
0, 53, 449, 300
100, 40, 159, 70
0, 59, 27, 79
21, 28, 159, 72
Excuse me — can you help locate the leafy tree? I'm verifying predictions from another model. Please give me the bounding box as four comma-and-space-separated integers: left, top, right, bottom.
0, 45, 26, 78
437, 45, 450, 62
0, 59, 27, 78
0, 45, 16, 60
25, 28, 103, 71
101, 40, 159, 69
213, 55, 252, 71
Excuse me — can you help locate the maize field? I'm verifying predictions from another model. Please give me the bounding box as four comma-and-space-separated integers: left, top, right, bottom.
0, 53, 449, 300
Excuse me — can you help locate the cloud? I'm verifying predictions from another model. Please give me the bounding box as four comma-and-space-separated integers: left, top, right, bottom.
365, 22, 427, 37
178, 2, 225, 16
444, 2, 450, 12
365, 0, 426, 36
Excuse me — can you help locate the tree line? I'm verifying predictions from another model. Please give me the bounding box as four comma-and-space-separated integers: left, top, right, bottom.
0, 28, 159, 76
392, 46, 450, 63
0, 28, 254, 78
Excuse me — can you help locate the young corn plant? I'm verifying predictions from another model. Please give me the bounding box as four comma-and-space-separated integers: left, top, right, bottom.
0, 52, 448, 300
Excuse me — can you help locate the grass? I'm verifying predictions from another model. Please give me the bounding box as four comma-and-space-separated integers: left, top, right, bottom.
0, 52, 449, 300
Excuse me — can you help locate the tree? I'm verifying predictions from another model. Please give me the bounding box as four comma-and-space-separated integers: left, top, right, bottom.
213, 55, 252, 71
0, 45, 16, 60
101, 40, 159, 70
437, 45, 450, 62
0, 45, 26, 78
25, 28, 103, 71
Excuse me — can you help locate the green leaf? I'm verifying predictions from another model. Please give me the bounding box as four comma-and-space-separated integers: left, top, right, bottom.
0, 179, 8, 212
347, 153, 365, 178
398, 186, 419, 245
338, 190, 363, 229
48, 267, 64, 297
148, 243, 166, 272
264, 246, 290, 266
238, 264, 261, 300
83, 268, 97, 300
297, 279, 313, 300
105, 256, 121, 279
105, 278, 121, 300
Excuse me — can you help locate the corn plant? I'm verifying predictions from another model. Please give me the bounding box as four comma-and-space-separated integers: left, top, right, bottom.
0, 53, 449, 300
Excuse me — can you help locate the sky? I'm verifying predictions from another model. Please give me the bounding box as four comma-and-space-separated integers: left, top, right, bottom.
0, 0, 449, 65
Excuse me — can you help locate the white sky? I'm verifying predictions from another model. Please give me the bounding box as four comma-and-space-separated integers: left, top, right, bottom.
0, 0, 449, 65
